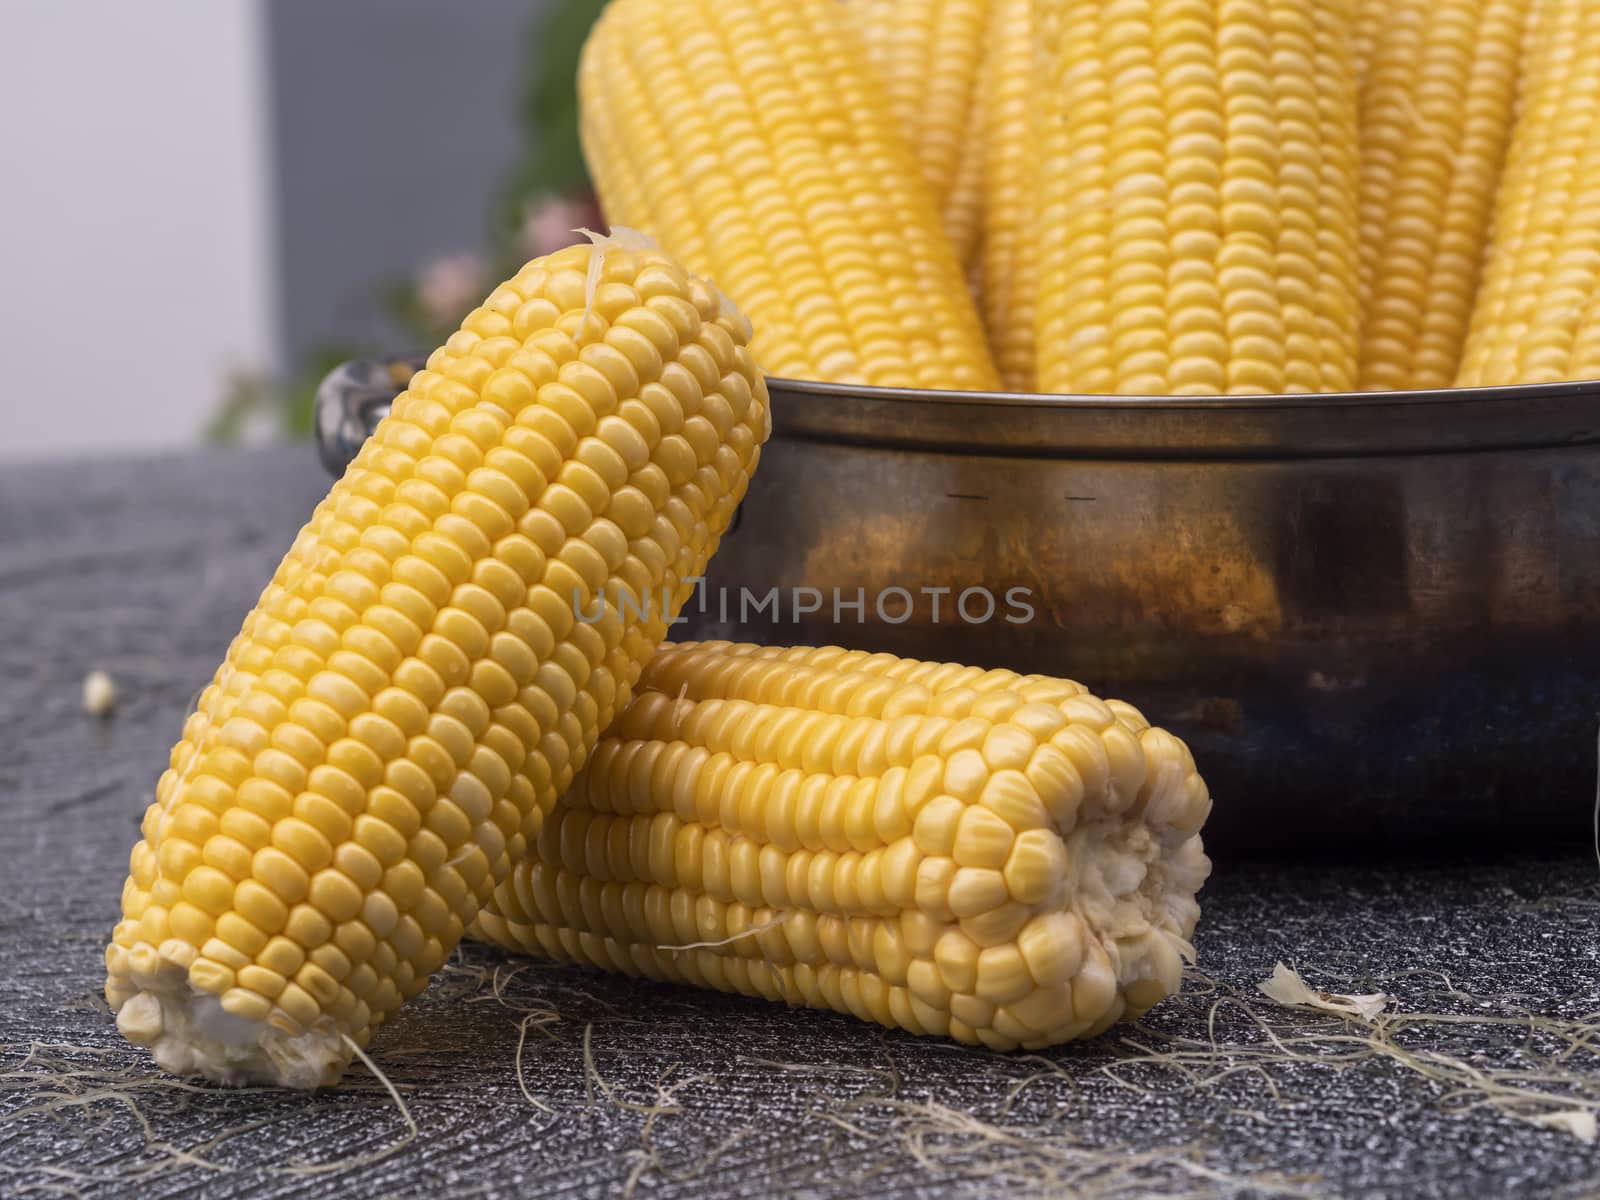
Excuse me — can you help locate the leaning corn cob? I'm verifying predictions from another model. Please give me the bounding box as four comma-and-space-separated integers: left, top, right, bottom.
105, 234, 770, 1087
579, 0, 999, 391
1457, 0, 1600, 386
1034, 0, 1362, 395
1356, 0, 1528, 390
853, 0, 991, 265
473, 642, 1211, 1050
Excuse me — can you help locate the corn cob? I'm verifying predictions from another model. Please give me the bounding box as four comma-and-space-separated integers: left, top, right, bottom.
105, 234, 770, 1087
1034, 0, 1362, 395
853, 0, 991, 265
473, 642, 1211, 1050
1351, 0, 1385, 86
1356, 0, 1528, 390
977, 0, 1044, 391
579, 0, 999, 391
947, 83, 988, 270
1457, 0, 1600, 387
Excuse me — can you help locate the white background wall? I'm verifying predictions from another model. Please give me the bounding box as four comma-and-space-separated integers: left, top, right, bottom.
0, 0, 279, 461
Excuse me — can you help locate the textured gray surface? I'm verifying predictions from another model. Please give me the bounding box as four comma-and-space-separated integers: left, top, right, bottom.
1, 448, 1598, 1199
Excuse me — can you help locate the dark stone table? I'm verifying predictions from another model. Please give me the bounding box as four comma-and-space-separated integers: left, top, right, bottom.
2, 448, 1597, 1198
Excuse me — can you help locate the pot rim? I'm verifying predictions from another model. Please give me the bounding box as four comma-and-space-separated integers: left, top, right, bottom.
766, 376, 1600, 460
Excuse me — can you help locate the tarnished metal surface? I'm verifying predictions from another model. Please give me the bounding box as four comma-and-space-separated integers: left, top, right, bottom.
318, 360, 1600, 462
317, 364, 1600, 851
1, 449, 1598, 1199
314, 355, 415, 477
765, 376, 1600, 459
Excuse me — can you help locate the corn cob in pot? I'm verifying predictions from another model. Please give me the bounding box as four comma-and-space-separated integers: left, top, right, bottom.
1457, 0, 1600, 386
853, 0, 992, 265
1034, 0, 1363, 395
1356, 0, 1528, 390
977, 0, 1045, 391
579, 0, 999, 391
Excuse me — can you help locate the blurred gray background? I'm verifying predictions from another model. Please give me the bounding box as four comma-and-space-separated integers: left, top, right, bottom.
2, 0, 546, 460
267, 0, 533, 367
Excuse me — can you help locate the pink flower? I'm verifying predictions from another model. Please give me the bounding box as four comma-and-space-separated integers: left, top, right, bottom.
519, 192, 603, 259
416, 252, 487, 328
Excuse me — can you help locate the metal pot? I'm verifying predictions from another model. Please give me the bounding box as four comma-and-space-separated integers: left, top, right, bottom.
317, 362, 1600, 853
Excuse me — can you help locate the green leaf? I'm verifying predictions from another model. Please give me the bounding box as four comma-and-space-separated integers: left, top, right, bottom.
205, 374, 268, 445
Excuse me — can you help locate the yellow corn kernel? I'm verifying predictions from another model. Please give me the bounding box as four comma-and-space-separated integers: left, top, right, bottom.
1456, 0, 1600, 386
853, 0, 991, 265
473, 642, 1212, 1051
106, 235, 769, 1087
1357, 0, 1529, 390
579, 0, 999, 391
1034, 0, 1362, 395
1351, 0, 1384, 86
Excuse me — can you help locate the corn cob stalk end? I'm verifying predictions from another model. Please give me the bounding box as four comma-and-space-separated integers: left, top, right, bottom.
111, 985, 348, 1089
